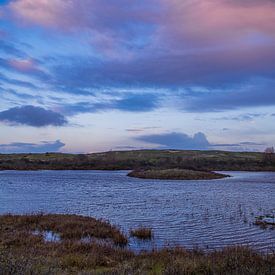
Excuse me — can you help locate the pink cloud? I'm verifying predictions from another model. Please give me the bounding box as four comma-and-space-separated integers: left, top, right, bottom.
5, 0, 275, 81
6, 0, 157, 58
8, 0, 71, 29
8, 58, 39, 73
6, 0, 275, 59
154, 0, 275, 50
7, 0, 156, 30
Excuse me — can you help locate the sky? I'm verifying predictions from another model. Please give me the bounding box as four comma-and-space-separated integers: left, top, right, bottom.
0, 0, 274, 153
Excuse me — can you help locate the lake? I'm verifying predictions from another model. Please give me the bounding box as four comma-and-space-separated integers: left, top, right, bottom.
0, 170, 274, 252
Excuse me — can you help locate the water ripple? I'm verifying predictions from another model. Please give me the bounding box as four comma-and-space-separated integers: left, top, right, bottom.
0, 170, 274, 252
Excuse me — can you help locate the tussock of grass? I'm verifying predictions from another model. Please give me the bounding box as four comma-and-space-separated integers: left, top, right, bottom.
130, 227, 153, 240
0, 214, 274, 274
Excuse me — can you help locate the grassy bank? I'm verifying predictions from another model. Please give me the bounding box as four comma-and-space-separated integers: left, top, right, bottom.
0, 214, 274, 274
127, 169, 229, 180
0, 149, 274, 171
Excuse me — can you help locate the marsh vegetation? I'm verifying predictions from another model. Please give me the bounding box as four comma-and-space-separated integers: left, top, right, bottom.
0, 214, 274, 274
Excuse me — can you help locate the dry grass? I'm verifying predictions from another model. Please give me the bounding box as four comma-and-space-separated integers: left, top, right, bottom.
0, 213, 128, 245
0, 214, 274, 274
0, 214, 131, 273
130, 227, 153, 240
113, 246, 275, 274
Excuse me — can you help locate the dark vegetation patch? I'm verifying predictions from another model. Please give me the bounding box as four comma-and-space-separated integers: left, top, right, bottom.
130, 227, 153, 240
0, 150, 274, 171
0, 214, 274, 274
254, 215, 275, 230
127, 169, 229, 180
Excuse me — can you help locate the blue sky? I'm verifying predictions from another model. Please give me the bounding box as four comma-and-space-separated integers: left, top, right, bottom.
0, 0, 274, 153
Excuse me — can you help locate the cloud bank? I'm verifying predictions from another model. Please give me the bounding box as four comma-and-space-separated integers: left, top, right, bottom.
136, 132, 210, 150
136, 131, 266, 151
0, 105, 67, 127
1, 0, 275, 112
0, 0, 274, 153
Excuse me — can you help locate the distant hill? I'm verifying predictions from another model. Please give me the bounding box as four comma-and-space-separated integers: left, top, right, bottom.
0, 150, 274, 171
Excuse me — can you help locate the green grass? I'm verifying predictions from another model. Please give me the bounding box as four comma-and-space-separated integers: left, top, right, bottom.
0, 149, 274, 171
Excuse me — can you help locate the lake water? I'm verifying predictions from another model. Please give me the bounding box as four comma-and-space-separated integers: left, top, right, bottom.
0, 170, 274, 252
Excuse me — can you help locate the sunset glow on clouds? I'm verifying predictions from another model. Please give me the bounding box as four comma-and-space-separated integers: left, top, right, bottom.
0, 0, 274, 152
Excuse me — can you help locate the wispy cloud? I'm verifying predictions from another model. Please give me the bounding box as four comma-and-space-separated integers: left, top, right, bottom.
0, 139, 65, 153
217, 113, 267, 121
0, 72, 38, 89
60, 93, 160, 115
0, 39, 26, 57
0, 58, 50, 84
126, 126, 160, 133
180, 80, 275, 112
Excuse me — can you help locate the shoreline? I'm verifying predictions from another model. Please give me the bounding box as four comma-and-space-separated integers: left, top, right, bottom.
1, 213, 274, 273
1, 168, 275, 172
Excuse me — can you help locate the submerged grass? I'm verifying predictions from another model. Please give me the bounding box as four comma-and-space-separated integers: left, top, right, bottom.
254, 215, 275, 230
0, 214, 274, 274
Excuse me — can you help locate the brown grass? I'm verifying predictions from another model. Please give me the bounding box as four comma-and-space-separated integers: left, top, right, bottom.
130, 227, 153, 240
0, 214, 132, 273
0, 213, 128, 245
0, 214, 274, 274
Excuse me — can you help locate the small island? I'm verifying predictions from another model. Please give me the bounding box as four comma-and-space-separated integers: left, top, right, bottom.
127, 169, 229, 180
